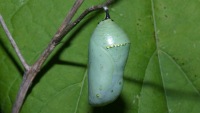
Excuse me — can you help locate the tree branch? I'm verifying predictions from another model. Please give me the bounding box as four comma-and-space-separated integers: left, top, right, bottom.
0, 15, 30, 71
0, 0, 115, 113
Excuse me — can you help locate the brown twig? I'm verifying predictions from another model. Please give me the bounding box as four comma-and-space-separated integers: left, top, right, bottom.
1, 0, 114, 113
11, 0, 84, 112
0, 15, 30, 71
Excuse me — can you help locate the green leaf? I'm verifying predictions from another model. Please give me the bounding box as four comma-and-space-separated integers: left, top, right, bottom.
159, 50, 200, 113
1, 0, 200, 113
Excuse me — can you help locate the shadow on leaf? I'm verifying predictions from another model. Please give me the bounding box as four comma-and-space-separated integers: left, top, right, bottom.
0, 38, 23, 75
92, 96, 126, 113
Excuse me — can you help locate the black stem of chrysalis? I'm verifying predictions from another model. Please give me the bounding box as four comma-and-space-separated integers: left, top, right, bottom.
104, 7, 110, 19
105, 10, 110, 19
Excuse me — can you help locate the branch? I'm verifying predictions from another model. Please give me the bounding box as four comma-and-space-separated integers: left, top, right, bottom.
11, 0, 84, 112
6, 0, 114, 113
51, 0, 114, 45
0, 15, 30, 70
61, 0, 115, 38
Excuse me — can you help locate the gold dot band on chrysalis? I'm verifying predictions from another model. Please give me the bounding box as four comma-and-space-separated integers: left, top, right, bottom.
106, 43, 130, 49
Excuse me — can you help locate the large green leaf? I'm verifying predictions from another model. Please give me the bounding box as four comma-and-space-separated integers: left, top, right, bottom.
1, 0, 200, 113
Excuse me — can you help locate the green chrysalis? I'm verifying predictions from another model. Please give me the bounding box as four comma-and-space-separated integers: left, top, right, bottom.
88, 7, 130, 106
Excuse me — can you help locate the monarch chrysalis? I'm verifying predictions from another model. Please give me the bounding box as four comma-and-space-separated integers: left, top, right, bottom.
88, 7, 130, 106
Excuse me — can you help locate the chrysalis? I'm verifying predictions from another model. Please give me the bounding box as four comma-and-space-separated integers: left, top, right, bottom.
88, 7, 130, 106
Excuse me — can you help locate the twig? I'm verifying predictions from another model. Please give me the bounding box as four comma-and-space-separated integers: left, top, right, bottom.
0, 15, 30, 71
64, 0, 114, 35
10, 0, 84, 112
0, 0, 115, 113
